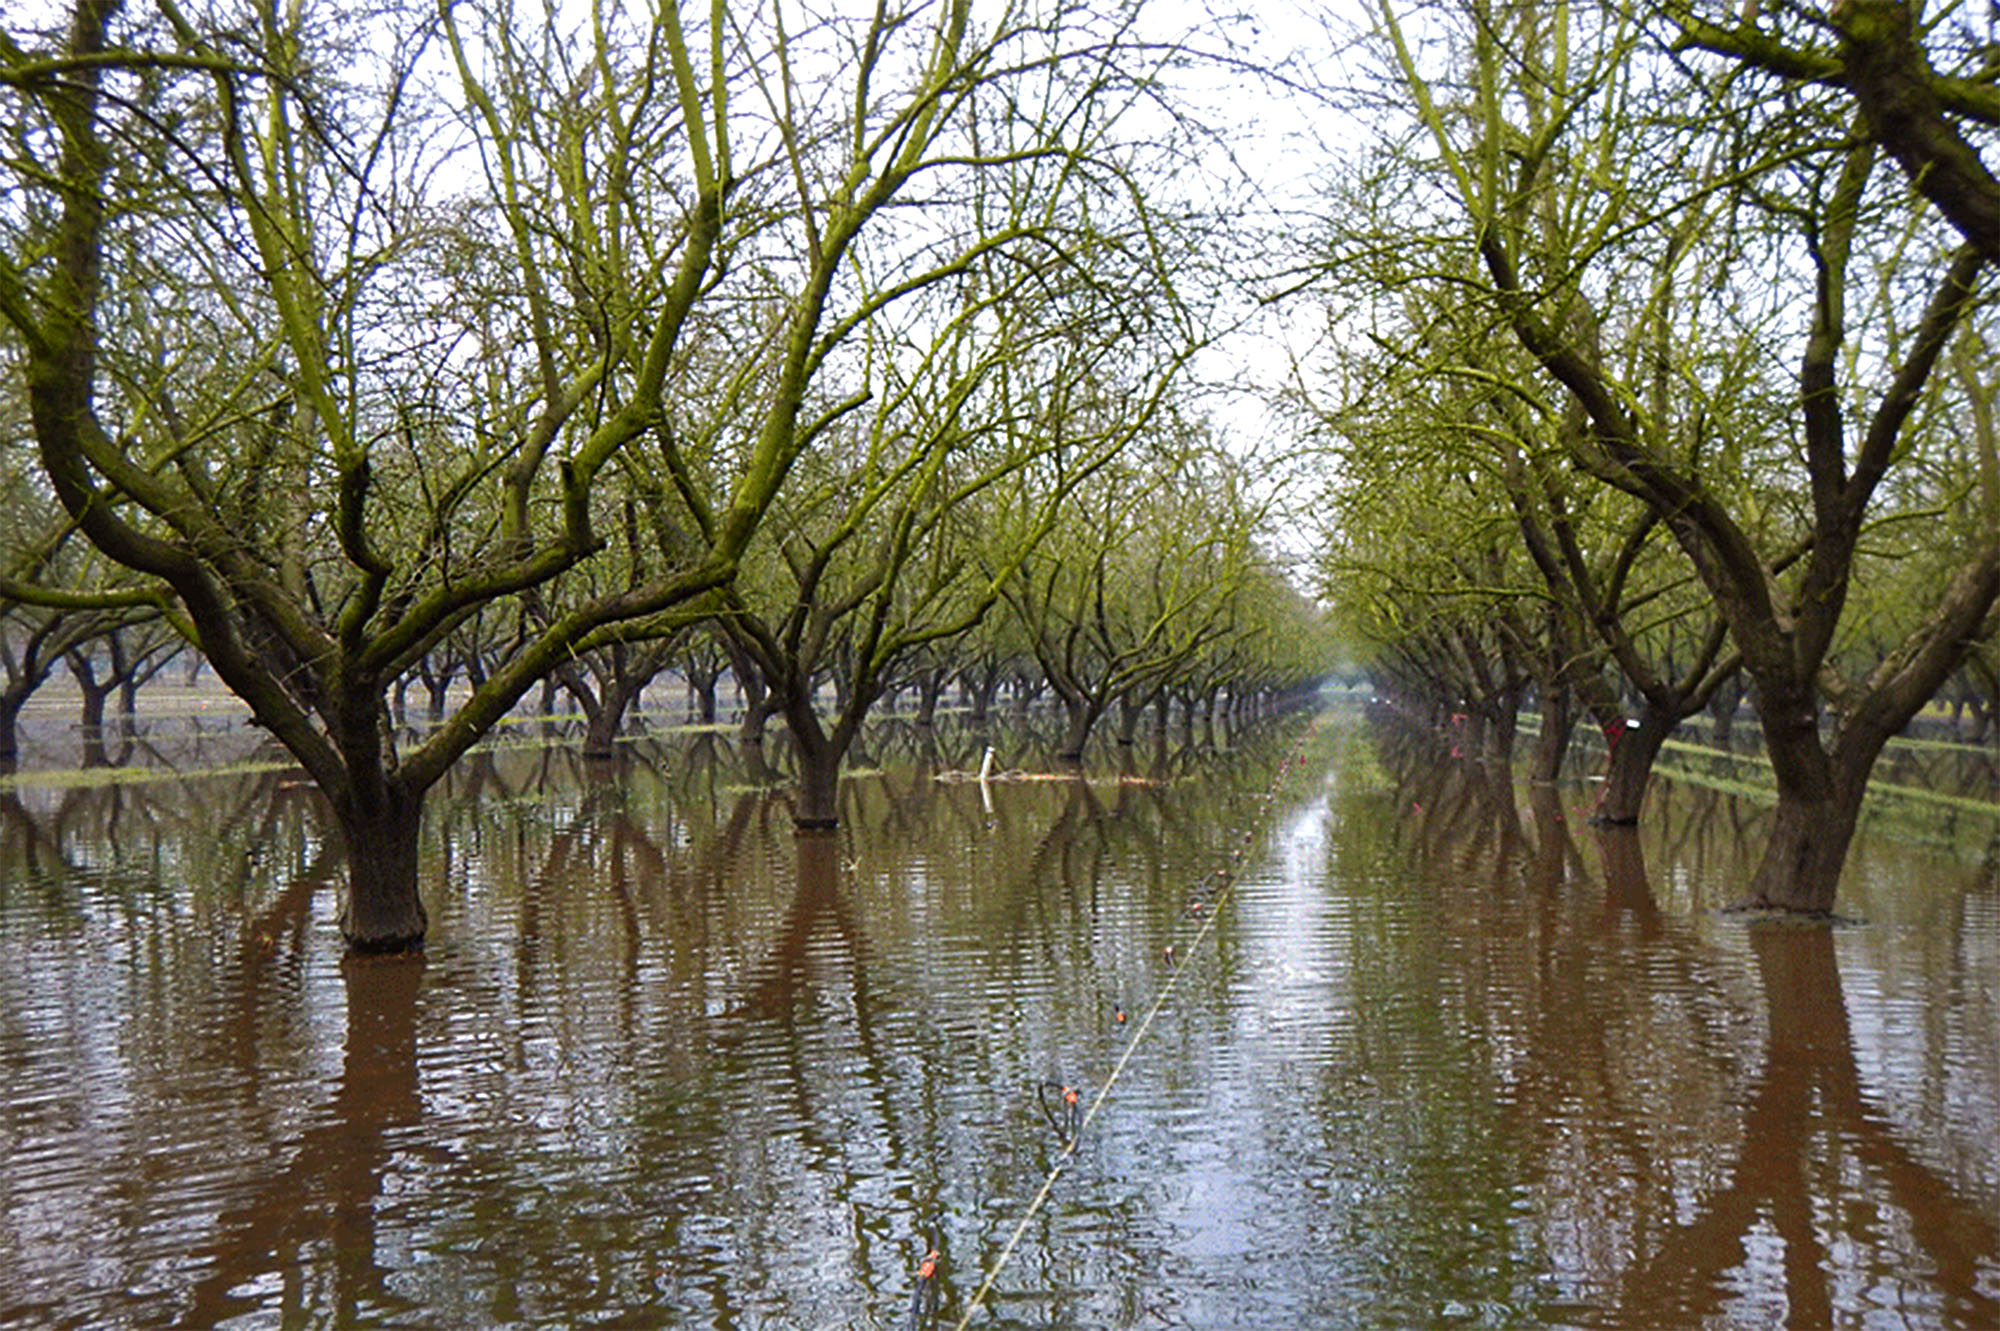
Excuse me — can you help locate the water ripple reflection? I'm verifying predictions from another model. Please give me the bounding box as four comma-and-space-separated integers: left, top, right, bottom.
2, 713, 1998, 1326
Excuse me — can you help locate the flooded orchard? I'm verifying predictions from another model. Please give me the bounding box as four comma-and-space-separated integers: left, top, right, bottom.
3, 705, 1999, 1328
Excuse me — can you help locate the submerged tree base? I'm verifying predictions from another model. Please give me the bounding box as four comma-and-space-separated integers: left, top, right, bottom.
341, 928, 428, 956
339, 889, 429, 953
1720, 901, 1865, 928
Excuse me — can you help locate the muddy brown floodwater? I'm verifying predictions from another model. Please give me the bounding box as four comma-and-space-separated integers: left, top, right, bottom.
2, 705, 1998, 1328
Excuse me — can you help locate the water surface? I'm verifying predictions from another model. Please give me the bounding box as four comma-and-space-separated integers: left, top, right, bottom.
2, 710, 1997, 1327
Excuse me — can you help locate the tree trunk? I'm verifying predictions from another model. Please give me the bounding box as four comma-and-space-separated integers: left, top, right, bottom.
1740, 771, 1868, 915
73, 660, 121, 766
1114, 693, 1145, 746
0, 693, 24, 764
1708, 674, 1744, 748
1527, 683, 1573, 784
1055, 691, 1100, 762
967, 668, 1001, 727
1592, 706, 1676, 827
333, 780, 427, 952
77, 673, 110, 732
740, 676, 772, 745
1735, 692, 1867, 914
914, 669, 946, 727
582, 699, 621, 760
1485, 699, 1518, 762
785, 704, 845, 829
583, 668, 654, 759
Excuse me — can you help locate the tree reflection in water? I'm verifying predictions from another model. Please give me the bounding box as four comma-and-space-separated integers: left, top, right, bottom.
1372, 707, 2000, 1326
175, 955, 426, 1328
1615, 925, 2000, 1326
2, 712, 1997, 1326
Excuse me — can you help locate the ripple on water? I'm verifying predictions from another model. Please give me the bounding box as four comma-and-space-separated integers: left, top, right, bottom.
7, 720, 2000, 1329
1, 873, 355, 1327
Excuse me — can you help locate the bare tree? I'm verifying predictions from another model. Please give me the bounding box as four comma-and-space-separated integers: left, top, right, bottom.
0, 0, 1142, 948
1343, 0, 2000, 912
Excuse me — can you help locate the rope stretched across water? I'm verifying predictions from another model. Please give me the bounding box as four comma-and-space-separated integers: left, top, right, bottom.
950, 728, 1316, 1328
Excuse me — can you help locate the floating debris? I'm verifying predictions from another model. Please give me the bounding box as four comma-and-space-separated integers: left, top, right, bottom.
935, 768, 1168, 786
1036, 1080, 1084, 1147
906, 1234, 942, 1330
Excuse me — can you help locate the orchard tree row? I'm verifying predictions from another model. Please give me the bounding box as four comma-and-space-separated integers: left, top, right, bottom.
1, 429, 1323, 770
1, 0, 1330, 951
0, 458, 1328, 754
1312, 0, 2000, 915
